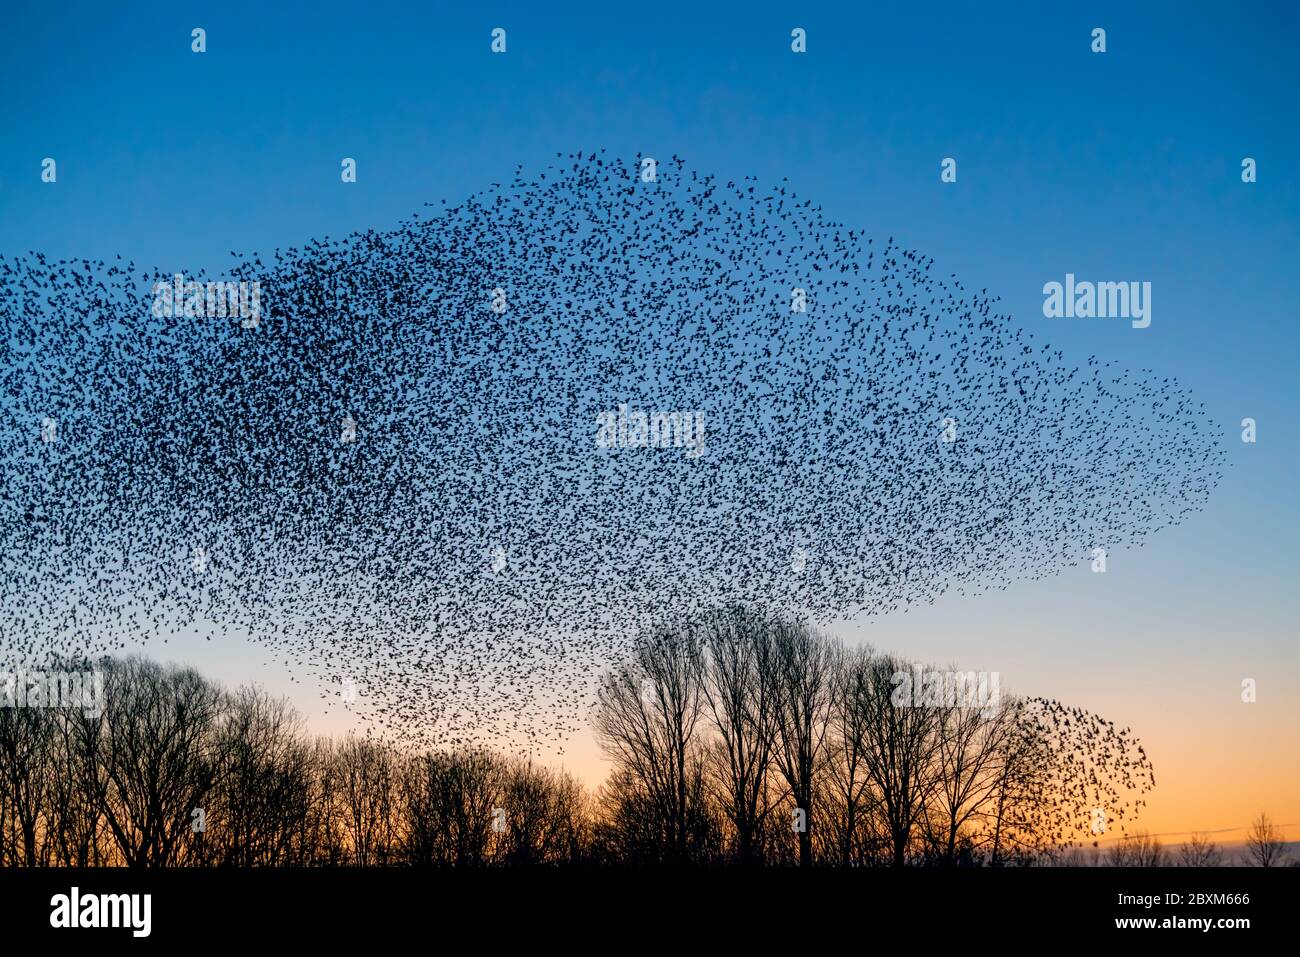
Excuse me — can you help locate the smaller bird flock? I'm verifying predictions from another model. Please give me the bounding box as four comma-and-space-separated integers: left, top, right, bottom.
0, 151, 1224, 749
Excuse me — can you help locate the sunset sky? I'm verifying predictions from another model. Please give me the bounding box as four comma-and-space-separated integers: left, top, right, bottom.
3, 1, 1296, 848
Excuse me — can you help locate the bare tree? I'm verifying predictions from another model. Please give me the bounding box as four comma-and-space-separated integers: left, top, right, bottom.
823, 645, 881, 866
1245, 813, 1288, 867
1107, 831, 1163, 867
857, 654, 939, 867
401, 748, 510, 866
333, 736, 398, 865
764, 617, 836, 867
0, 705, 55, 865
48, 701, 109, 866
90, 658, 226, 867
699, 606, 777, 865
593, 622, 711, 863
927, 688, 1016, 866
498, 761, 588, 866
1178, 832, 1222, 867
304, 737, 348, 865
200, 688, 314, 865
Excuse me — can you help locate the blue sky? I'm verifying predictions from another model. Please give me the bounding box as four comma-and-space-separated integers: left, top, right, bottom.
2, 0, 1297, 839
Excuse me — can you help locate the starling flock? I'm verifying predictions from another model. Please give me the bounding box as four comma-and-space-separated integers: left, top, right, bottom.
0, 150, 1224, 750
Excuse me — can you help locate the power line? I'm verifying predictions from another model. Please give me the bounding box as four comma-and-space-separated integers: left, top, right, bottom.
1093, 822, 1300, 843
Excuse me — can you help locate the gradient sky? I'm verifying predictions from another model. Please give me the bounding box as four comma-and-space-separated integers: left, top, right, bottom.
2, 0, 1297, 848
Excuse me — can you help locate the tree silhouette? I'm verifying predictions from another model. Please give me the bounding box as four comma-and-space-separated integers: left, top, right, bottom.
1178, 832, 1222, 867
0, 617, 1215, 869
1246, 813, 1288, 867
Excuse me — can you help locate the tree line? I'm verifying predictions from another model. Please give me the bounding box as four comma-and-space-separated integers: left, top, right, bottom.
592, 606, 1154, 866
0, 656, 586, 866
0, 608, 1288, 866
1094, 816, 1291, 868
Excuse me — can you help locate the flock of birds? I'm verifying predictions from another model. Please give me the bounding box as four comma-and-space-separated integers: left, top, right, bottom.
1019, 697, 1158, 844
0, 150, 1224, 750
